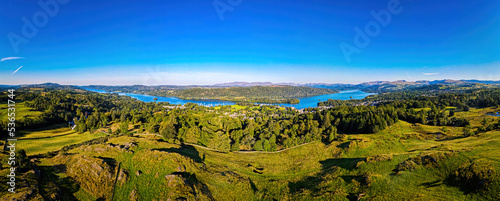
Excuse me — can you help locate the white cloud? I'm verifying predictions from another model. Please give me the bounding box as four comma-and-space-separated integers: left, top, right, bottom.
423, 72, 439, 76
1, 57, 23, 62
11, 66, 23, 75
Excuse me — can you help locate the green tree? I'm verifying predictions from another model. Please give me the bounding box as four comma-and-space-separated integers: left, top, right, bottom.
208, 131, 231, 152
269, 141, 277, 152
120, 121, 129, 134
463, 125, 473, 137
463, 105, 470, 111
185, 126, 200, 144
231, 140, 240, 151
328, 126, 337, 143
8, 149, 31, 170
78, 121, 87, 134
253, 140, 264, 151
160, 116, 177, 140
263, 139, 271, 152
269, 134, 276, 144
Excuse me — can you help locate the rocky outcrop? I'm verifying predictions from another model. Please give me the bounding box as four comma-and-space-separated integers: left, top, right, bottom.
65, 155, 117, 199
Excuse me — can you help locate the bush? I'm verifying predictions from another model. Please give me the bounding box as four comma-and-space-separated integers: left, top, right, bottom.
366, 154, 392, 163
397, 160, 419, 172
397, 152, 456, 173
448, 159, 497, 194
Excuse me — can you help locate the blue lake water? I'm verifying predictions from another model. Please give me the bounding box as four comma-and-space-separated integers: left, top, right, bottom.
487, 112, 500, 117
84, 88, 375, 109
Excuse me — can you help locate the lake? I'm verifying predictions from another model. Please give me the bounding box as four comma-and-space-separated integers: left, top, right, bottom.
83, 88, 375, 109
487, 112, 500, 117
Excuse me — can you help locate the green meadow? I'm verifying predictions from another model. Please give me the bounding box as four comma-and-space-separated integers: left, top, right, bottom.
12, 107, 498, 200
0, 102, 42, 121
16, 124, 107, 156
1, 86, 499, 200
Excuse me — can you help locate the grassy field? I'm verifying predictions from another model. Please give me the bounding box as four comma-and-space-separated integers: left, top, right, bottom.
213, 104, 249, 110
0, 102, 42, 121
3, 107, 499, 200
25, 107, 497, 200
16, 124, 108, 156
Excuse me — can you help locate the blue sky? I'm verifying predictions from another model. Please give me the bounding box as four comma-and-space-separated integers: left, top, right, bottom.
1, 0, 499, 85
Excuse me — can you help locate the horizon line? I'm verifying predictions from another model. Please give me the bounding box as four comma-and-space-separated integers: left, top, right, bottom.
3, 78, 500, 87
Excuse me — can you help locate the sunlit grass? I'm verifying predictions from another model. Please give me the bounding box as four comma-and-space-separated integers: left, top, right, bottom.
28, 107, 500, 200
17, 124, 107, 155
0, 102, 42, 120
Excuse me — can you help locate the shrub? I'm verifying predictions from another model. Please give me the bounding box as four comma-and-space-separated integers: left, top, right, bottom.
448, 159, 497, 194
397, 160, 419, 172
366, 154, 392, 163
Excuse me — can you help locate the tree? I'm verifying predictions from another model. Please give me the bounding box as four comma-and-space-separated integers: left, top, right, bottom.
328, 126, 337, 142
463, 125, 473, 137
78, 122, 87, 134
269, 134, 276, 144
253, 140, 263, 151
208, 131, 231, 152
120, 121, 129, 134
185, 126, 200, 144
15, 149, 31, 170
478, 118, 491, 132
463, 105, 470, 111
449, 110, 455, 117
263, 139, 271, 152
160, 116, 177, 140
269, 141, 277, 152
231, 140, 240, 151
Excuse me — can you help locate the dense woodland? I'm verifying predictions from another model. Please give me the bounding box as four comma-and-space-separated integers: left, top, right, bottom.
2, 86, 500, 152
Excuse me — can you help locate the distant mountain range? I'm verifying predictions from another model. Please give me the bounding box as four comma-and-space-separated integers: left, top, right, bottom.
215, 79, 500, 87
212, 82, 299, 87
213, 79, 500, 92
2, 79, 500, 93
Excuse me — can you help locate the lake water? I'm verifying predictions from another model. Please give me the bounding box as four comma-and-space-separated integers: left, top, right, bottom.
487, 112, 500, 117
83, 88, 375, 109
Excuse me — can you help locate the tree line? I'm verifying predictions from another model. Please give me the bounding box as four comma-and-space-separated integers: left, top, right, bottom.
3, 87, 500, 152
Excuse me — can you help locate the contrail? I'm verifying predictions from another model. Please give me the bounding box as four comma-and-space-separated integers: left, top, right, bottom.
1, 57, 23, 62
11, 66, 23, 75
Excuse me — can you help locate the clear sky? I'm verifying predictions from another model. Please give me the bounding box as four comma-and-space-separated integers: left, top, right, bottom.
1, 0, 499, 85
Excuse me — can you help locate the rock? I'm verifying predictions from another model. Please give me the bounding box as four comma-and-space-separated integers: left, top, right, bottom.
136, 170, 142, 176
65, 155, 116, 199
176, 165, 186, 172
165, 174, 177, 187
93, 147, 107, 153
130, 189, 138, 201
123, 142, 137, 150
118, 169, 129, 184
